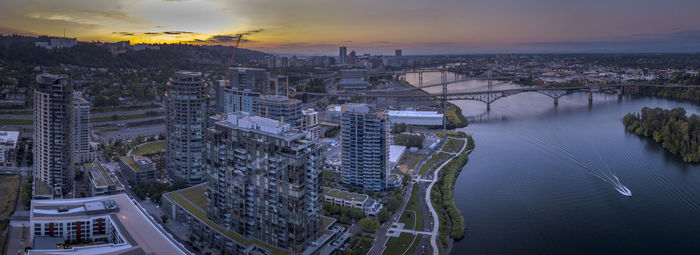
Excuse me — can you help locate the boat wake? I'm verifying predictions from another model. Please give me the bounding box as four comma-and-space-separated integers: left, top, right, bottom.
529, 135, 632, 197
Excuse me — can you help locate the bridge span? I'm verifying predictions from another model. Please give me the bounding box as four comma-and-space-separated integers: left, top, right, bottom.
298, 83, 700, 110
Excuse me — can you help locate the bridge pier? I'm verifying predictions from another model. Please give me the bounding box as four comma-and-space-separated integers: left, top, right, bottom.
617, 85, 623, 99
486, 103, 491, 111
588, 89, 593, 103
553, 98, 558, 105
418, 72, 423, 86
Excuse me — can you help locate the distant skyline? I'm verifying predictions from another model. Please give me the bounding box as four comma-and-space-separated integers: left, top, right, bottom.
1, 0, 700, 54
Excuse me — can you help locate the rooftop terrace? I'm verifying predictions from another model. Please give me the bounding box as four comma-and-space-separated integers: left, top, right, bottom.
322, 187, 368, 202
121, 155, 154, 172
87, 162, 120, 187
164, 184, 289, 255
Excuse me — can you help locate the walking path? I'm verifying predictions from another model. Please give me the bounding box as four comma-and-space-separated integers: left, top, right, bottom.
387, 228, 434, 236
425, 138, 468, 255
368, 182, 414, 255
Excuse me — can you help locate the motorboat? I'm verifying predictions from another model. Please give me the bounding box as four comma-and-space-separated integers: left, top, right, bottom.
615, 185, 632, 197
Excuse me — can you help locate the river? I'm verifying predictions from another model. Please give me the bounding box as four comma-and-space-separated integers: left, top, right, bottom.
407, 72, 700, 254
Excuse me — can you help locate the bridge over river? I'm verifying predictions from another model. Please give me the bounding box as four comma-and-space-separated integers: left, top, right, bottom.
299, 83, 700, 111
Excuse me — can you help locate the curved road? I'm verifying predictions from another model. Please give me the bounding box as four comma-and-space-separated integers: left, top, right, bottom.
425, 137, 468, 255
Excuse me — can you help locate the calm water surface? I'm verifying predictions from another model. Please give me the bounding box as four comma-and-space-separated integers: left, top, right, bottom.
408, 73, 700, 254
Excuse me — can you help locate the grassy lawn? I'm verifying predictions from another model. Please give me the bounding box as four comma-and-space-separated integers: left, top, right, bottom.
131, 140, 166, 155
322, 171, 338, 180
418, 152, 450, 177
384, 183, 424, 255
166, 187, 289, 255
399, 153, 425, 172
383, 233, 418, 255
442, 138, 464, 153
0, 119, 33, 125
344, 233, 374, 255
401, 184, 425, 231
90, 112, 162, 123
0, 175, 20, 217
444, 106, 468, 128
435, 131, 468, 138
178, 184, 207, 210
94, 127, 122, 136
322, 216, 335, 229
322, 171, 339, 188
0, 110, 33, 115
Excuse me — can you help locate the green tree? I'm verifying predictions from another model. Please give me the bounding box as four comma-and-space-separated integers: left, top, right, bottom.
358, 218, 380, 233
377, 208, 390, 223
393, 133, 425, 148
622, 107, 700, 163
386, 195, 403, 212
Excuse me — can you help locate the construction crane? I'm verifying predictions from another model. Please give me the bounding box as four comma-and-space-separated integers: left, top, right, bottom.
223, 34, 244, 88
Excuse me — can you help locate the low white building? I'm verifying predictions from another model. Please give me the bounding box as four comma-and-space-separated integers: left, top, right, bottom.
386, 110, 443, 126
389, 145, 406, 165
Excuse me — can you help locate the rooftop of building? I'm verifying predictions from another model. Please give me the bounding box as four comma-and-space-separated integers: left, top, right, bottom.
386, 110, 443, 117
229, 67, 267, 72
342, 103, 371, 113
0, 130, 19, 144
342, 103, 385, 118
258, 95, 300, 104
86, 162, 121, 188
164, 184, 289, 255
120, 155, 155, 172
340, 69, 367, 73
29, 193, 187, 255
173, 70, 202, 77
322, 187, 368, 203
338, 78, 367, 85
212, 112, 304, 139
33, 178, 54, 197
389, 145, 407, 164
327, 105, 343, 112
32, 236, 65, 250
36, 73, 68, 84
72, 91, 89, 104
302, 108, 318, 115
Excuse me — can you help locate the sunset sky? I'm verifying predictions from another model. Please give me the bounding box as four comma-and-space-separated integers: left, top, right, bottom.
1, 0, 700, 54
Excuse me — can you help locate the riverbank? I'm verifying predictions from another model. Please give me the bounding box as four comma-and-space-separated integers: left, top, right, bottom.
622, 107, 700, 163
405, 71, 700, 254
418, 132, 474, 255
430, 134, 474, 250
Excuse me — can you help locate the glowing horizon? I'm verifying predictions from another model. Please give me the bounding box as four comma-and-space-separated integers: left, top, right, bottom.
1, 0, 700, 54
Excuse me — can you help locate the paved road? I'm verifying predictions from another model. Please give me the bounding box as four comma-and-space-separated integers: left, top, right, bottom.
387, 228, 433, 235
414, 182, 432, 255
96, 123, 165, 141
368, 181, 415, 255
0, 166, 31, 176
0, 107, 163, 119
425, 138, 468, 255
90, 115, 165, 127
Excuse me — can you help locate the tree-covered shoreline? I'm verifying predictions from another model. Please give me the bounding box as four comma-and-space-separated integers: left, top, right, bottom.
622, 107, 700, 163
